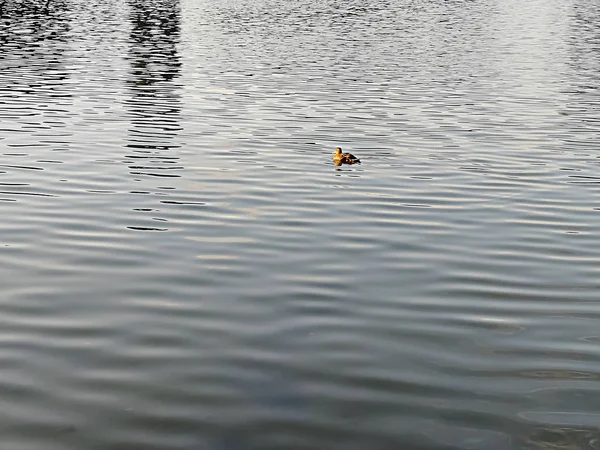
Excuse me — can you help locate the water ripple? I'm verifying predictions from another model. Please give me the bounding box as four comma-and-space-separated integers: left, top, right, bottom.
1, 0, 600, 448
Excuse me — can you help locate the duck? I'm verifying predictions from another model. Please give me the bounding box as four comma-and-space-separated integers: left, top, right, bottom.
333, 147, 361, 166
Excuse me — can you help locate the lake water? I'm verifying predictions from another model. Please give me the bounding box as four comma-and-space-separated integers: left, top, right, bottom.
1, 0, 600, 448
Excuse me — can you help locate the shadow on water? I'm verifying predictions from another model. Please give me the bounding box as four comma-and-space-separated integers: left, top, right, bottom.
125, 0, 183, 231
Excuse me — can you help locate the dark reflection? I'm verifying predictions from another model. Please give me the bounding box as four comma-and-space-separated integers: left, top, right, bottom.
0, 0, 60, 20
568, 1, 600, 76
0, 0, 71, 115
562, 1, 599, 157
125, 0, 183, 180
566, 1, 600, 108
0, 0, 71, 200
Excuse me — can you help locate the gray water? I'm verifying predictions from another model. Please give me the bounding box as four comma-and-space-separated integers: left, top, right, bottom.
1, 0, 600, 448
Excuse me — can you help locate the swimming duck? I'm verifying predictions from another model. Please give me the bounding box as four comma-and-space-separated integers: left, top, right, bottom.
333, 147, 361, 166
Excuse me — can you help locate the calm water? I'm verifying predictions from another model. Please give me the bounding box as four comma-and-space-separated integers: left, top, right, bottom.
1, 0, 600, 448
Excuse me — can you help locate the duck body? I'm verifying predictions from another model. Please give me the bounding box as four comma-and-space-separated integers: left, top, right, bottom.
333, 147, 361, 166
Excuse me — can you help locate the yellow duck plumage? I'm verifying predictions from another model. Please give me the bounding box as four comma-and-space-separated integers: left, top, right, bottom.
333, 147, 361, 166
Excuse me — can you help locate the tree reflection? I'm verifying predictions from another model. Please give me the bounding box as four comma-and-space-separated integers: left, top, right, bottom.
0, 0, 71, 145
125, 0, 183, 181
0, 0, 71, 92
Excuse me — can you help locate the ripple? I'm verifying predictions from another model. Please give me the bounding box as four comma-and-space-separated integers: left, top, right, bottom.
1, 0, 600, 448
520, 411, 600, 428
127, 226, 168, 232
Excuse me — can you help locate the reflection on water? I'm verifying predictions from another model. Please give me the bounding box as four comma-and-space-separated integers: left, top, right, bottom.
563, 0, 600, 164
1, 0, 600, 448
0, 0, 72, 203
125, 0, 183, 231
0, 0, 72, 125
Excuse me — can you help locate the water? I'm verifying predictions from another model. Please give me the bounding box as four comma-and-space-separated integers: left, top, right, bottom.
1, 0, 600, 448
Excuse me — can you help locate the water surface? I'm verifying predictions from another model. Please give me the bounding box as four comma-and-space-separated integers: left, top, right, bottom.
1, 0, 600, 448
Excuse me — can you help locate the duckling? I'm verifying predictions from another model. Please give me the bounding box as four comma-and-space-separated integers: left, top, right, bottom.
333, 147, 361, 166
